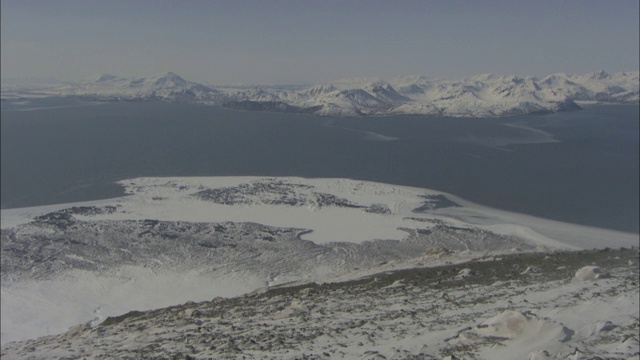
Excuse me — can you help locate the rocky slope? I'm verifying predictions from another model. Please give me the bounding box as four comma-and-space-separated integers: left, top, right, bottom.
2, 248, 638, 359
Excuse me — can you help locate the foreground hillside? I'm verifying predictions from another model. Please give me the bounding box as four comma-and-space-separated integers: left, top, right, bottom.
2, 177, 638, 358
2, 247, 638, 360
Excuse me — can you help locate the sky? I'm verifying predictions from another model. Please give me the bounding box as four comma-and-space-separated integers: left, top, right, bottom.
1, 0, 638, 85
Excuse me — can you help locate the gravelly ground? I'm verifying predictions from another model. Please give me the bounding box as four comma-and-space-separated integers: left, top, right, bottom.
1, 213, 532, 285
3, 247, 638, 360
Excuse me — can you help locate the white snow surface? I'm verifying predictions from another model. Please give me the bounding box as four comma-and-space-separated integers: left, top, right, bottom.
574, 265, 607, 281
1, 176, 638, 350
3, 177, 636, 248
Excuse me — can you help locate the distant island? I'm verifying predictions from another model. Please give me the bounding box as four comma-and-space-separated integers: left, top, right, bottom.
2, 69, 638, 117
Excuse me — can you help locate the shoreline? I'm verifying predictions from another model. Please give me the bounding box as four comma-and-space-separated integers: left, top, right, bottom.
3, 176, 637, 247
1, 176, 638, 345
2, 103, 638, 233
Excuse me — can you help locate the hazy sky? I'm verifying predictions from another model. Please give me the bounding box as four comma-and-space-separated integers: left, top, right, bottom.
1, 0, 638, 84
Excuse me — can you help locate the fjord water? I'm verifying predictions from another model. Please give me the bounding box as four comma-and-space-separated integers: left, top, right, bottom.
1, 100, 638, 233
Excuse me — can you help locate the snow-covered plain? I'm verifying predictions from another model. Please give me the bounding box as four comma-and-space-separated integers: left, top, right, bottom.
1, 177, 638, 358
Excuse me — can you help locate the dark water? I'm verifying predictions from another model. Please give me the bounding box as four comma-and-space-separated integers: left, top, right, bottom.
1, 99, 638, 233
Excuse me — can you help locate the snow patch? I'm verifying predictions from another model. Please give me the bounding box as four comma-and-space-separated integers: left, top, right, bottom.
574, 265, 608, 281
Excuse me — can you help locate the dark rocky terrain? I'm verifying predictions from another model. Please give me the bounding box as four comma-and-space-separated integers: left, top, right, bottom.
2, 248, 637, 359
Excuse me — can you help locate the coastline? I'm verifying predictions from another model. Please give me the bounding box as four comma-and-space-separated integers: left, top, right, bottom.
3, 176, 638, 247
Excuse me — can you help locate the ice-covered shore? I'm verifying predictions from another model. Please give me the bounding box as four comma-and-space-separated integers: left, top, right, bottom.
1, 177, 638, 354
4, 177, 636, 248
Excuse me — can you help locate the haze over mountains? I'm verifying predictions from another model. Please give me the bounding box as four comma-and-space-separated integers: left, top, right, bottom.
2, 70, 638, 117
2, 71, 638, 357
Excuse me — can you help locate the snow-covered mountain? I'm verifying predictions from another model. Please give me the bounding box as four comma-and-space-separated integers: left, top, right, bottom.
15, 72, 227, 103
2, 70, 638, 117
538, 70, 639, 104
387, 74, 582, 117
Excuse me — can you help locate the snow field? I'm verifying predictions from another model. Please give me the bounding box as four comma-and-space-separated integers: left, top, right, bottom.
1, 176, 638, 348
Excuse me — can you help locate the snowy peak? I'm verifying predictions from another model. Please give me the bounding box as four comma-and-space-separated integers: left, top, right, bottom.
127, 72, 191, 92
389, 76, 437, 97
539, 70, 639, 103
335, 88, 388, 108
301, 84, 337, 96
84, 73, 122, 83
330, 77, 384, 90
589, 69, 610, 80
290, 79, 409, 116
468, 73, 497, 82
48, 72, 223, 102
362, 81, 410, 103
2, 70, 637, 116
145, 71, 189, 89
539, 73, 574, 86
489, 76, 542, 97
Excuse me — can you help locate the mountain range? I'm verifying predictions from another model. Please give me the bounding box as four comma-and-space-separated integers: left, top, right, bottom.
2, 70, 638, 117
